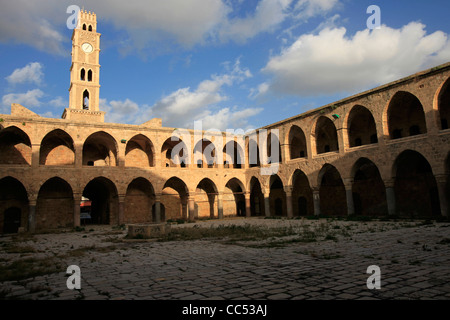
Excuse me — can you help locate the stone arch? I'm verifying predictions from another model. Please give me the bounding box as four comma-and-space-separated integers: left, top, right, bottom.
351, 158, 387, 216
393, 150, 440, 217
249, 176, 265, 216
195, 178, 219, 218
346, 105, 378, 148
82, 177, 118, 225
386, 91, 427, 139
223, 140, 244, 168
161, 137, 188, 168
40, 129, 75, 166
194, 139, 217, 168
0, 126, 32, 165
318, 164, 347, 216
288, 125, 307, 160
269, 175, 286, 216
291, 169, 313, 216
436, 77, 450, 130
0, 177, 28, 234
36, 177, 74, 230
125, 178, 155, 224
125, 134, 154, 167
162, 177, 189, 220
82, 131, 118, 166
313, 116, 339, 155
224, 178, 246, 217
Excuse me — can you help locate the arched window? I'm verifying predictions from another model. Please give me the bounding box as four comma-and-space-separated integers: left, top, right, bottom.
87, 70, 93, 82
82, 24, 86, 30
88, 25, 93, 32
80, 69, 85, 81
83, 90, 89, 110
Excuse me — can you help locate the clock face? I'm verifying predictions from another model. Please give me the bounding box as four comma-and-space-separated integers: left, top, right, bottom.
81, 43, 93, 53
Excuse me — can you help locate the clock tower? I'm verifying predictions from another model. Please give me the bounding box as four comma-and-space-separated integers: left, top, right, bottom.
63, 9, 105, 122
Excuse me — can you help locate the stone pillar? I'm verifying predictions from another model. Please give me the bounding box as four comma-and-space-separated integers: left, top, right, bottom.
28, 199, 37, 233
436, 175, 449, 217
217, 193, 224, 219
384, 180, 396, 216
264, 190, 271, 217
188, 196, 196, 222
118, 195, 125, 225
181, 201, 188, 220
344, 179, 354, 216
73, 194, 82, 228
245, 192, 251, 218
313, 189, 321, 216
285, 187, 293, 218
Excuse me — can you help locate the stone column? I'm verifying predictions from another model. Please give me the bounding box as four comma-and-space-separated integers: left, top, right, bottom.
313, 189, 321, 216
217, 193, 224, 219
188, 196, 196, 222
245, 192, 251, 218
118, 195, 125, 225
73, 194, 82, 228
344, 179, 354, 216
435, 175, 449, 217
285, 187, 293, 219
181, 201, 188, 220
264, 190, 271, 217
384, 180, 396, 216
28, 199, 37, 233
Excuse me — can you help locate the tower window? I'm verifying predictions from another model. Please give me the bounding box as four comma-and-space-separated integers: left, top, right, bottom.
82, 24, 86, 30
80, 69, 85, 81
88, 25, 93, 32
87, 70, 93, 82
83, 90, 89, 110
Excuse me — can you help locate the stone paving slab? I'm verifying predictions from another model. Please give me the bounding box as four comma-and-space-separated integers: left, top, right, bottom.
0, 218, 450, 300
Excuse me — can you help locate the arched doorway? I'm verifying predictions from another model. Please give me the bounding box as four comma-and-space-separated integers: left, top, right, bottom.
291, 170, 313, 216
125, 135, 155, 167
36, 177, 74, 230
162, 177, 189, 220
125, 178, 155, 224
82, 177, 118, 225
394, 150, 440, 217
351, 158, 387, 216
319, 165, 347, 216
269, 175, 286, 216
314, 117, 339, 154
0, 177, 28, 233
250, 177, 265, 216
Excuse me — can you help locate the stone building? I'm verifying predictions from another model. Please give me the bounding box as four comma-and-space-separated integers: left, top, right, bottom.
0, 10, 449, 233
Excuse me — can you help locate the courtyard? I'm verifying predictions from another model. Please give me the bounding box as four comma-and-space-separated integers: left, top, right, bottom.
1, 217, 450, 300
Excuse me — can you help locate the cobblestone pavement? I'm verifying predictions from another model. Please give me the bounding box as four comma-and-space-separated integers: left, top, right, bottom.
1, 218, 450, 300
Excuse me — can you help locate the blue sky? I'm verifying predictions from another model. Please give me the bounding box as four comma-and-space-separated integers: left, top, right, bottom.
1, 0, 450, 131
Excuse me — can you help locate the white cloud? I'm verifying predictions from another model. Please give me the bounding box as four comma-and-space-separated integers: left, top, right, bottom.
219, 0, 293, 43
0, 0, 341, 55
249, 82, 270, 99
293, 0, 340, 20
6, 62, 44, 86
49, 96, 67, 108
263, 22, 450, 96
2, 89, 44, 108
101, 98, 140, 124
100, 59, 260, 130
